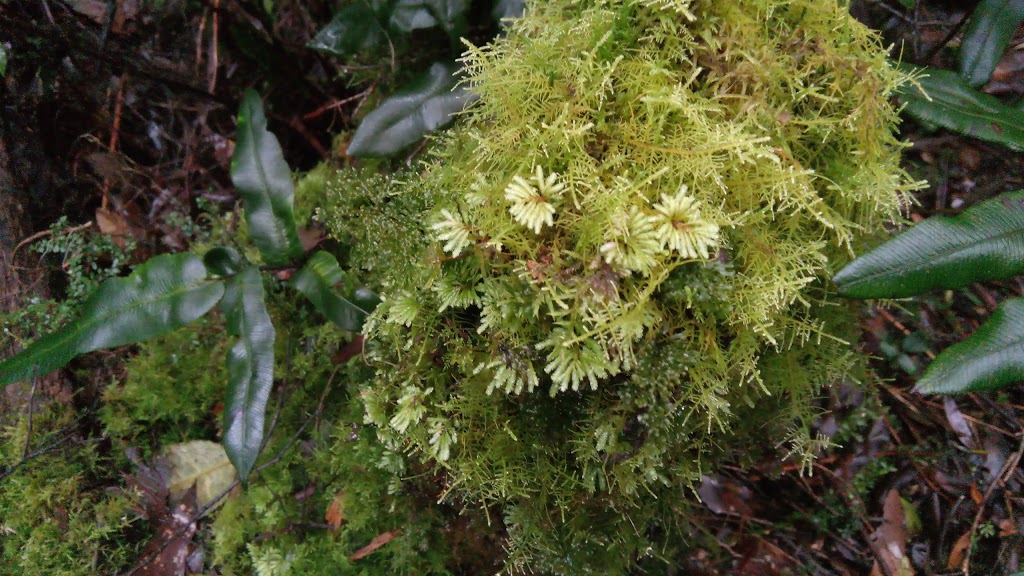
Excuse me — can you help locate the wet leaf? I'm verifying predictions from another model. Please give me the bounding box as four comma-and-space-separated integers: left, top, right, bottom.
165, 440, 237, 509
232, 90, 303, 265
222, 267, 276, 483
943, 397, 975, 448
203, 246, 243, 276
899, 67, 1024, 151
308, 4, 388, 58
834, 190, 1024, 298
390, 0, 470, 38
0, 254, 223, 385
347, 61, 475, 157
900, 497, 921, 536
915, 298, 1024, 394
135, 489, 198, 576
291, 251, 379, 331
959, 0, 1024, 87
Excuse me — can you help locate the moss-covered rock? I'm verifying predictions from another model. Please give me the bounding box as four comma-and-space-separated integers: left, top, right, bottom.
325, 0, 916, 571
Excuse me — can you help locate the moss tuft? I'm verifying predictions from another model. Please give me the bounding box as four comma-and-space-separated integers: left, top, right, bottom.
324, 0, 918, 571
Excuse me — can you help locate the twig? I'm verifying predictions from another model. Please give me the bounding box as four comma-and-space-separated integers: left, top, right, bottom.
876, 306, 935, 359
101, 75, 128, 208
207, 0, 220, 94
11, 221, 94, 259
962, 433, 1024, 575
303, 87, 375, 121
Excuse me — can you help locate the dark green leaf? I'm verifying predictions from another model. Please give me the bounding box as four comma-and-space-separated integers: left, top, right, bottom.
915, 298, 1024, 394
899, 66, 1024, 151
0, 254, 224, 385
492, 0, 525, 23
221, 267, 276, 484
835, 190, 1024, 298
959, 0, 1024, 87
347, 61, 475, 157
203, 246, 244, 276
308, 4, 388, 58
232, 90, 303, 265
390, 0, 470, 37
291, 251, 378, 331
0, 44, 8, 77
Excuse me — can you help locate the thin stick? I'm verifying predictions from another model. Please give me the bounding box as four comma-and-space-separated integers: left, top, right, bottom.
303, 87, 375, 121
101, 75, 128, 208
962, 433, 1024, 575
12, 221, 94, 259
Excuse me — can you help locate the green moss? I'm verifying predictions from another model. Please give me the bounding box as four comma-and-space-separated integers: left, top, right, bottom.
322, 0, 918, 571
0, 402, 140, 576
101, 317, 229, 449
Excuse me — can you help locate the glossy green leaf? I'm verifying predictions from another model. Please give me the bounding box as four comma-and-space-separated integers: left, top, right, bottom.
221, 267, 276, 484
915, 298, 1024, 394
347, 61, 475, 157
835, 190, 1024, 298
0, 254, 224, 385
0, 44, 8, 77
308, 4, 388, 58
291, 251, 378, 331
959, 0, 1024, 87
232, 90, 303, 265
390, 0, 470, 37
203, 246, 243, 276
899, 67, 1024, 151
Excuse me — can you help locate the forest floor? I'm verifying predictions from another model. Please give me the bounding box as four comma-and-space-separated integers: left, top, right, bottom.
1, 0, 1023, 574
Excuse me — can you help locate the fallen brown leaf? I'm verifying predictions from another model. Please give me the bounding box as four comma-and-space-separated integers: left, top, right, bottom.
946, 531, 971, 570
998, 518, 1018, 537
332, 335, 364, 365
96, 207, 132, 247
869, 489, 915, 576
970, 482, 983, 505
326, 491, 345, 529
350, 530, 399, 561
298, 225, 324, 253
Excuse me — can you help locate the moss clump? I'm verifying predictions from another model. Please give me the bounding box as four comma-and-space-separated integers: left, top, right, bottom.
325, 0, 916, 571
0, 401, 140, 576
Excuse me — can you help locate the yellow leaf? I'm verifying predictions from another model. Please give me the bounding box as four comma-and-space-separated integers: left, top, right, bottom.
166, 440, 237, 509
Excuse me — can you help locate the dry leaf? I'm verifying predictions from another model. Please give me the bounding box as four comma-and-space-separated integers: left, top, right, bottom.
869, 490, 915, 576
326, 491, 345, 529
332, 335, 364, 365
298, 225, 324, 253
947, 531, 972, 570
135, 487, 198, 576
166, 440, 237, 510
943, 397, 974, 449
998, 518, 1018, 537
96, 207, 132, 247
969, 482, 983, 505
350, 530, 399, 560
